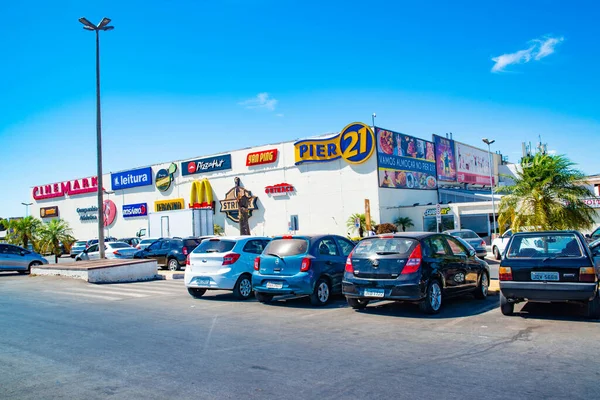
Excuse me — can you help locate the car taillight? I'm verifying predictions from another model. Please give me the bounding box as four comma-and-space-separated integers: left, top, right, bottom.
186, 255, 190, 265
254, 257, 260, 271
402, 244, 422, 274
480, 240, 486, 247
183, 247, 188, 256
499, 266, 513, 281
380, 234, 394, 239
579, 267, 597, 282
345, 249, 355, 273
136, 245, 141, 249
282, 235, 293, 239
223, 253, 241, 266
300, 257, 312, 272
113, 251, 121, 255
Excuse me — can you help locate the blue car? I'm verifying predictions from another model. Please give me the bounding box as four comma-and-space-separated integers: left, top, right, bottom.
252, 234, 355, 306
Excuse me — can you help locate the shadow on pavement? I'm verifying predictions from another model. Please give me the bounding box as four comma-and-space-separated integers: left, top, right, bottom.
355, 294, 499, 319
512, 301, 599, 323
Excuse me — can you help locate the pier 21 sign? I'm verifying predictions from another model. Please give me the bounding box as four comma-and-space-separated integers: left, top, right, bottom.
294, 122, 375, 165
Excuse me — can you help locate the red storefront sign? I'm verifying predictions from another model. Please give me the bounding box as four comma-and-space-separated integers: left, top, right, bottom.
246, 149, 278, 166
265, 183, 294, 196
33, 177, 98, 200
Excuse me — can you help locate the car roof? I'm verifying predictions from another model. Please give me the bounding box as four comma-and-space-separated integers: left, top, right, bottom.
361, 232, 436, 240
512, 230, 581, 236
203, 235, 270, 241
443, 229, 474, 233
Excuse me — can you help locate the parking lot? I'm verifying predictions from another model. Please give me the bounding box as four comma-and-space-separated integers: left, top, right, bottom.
1, 271, 598, 400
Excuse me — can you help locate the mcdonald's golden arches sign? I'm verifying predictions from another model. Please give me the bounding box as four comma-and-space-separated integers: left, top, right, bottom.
189, 179, 214, 210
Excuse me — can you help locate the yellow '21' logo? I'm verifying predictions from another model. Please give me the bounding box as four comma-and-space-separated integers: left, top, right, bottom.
294, 122, 375, 165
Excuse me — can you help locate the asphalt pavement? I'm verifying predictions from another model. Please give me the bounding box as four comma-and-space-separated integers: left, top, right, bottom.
1, 273, 597, 400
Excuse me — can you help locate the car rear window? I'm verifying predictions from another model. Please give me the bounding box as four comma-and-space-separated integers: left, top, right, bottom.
75, 241, 87, 246
451, 231, 479, 239
110, 243, 131, 249
264, 238, 308, 257
506, 233, 583, 258
353, 238, 417, 256
141, 239, 157, 245
193, 239, 236, 254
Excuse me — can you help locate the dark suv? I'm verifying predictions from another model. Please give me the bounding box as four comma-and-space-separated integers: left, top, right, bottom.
133, 237, 207, 271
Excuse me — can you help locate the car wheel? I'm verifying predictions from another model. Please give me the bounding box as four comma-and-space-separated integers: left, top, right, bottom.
347, 297, 370, 310
310, 278, 331, 306
19, 261, 40, 275
233, 275, 253, 300
255, 292, 273, 303
419, 280, 443, 314
187, 288, 206, 298
493, 246, 501, 260
500, 292, 514, 316
473, 271, 489, 299
168, 258, 180, 271
586, 291, 600, 319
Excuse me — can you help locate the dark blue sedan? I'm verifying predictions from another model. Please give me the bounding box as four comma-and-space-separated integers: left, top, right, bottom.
252, 234, 356, 306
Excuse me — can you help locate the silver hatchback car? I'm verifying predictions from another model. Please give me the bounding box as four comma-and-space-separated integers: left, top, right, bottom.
0, 243, 49, 274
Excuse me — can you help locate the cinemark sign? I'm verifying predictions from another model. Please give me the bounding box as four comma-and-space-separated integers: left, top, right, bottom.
33, 177, 98, 200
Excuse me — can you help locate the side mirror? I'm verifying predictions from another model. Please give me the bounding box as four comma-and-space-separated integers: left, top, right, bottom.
468, 249, 476, 258
585, 234, 591, 238
20, 250, 26, 256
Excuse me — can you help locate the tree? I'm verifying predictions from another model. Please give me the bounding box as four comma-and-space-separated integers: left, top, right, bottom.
375, 223, 398, 234
498, 153, 597, 232
38, 219, 76, 264
394, 216, 414, 232
213, 224, 224, 236
4, 216, 41, 249
346, 213, 377, 238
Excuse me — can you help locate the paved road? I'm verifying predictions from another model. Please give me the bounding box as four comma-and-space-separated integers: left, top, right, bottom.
1, 273, 596, 400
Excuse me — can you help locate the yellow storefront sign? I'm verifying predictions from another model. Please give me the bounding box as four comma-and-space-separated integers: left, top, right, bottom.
189, 179, 214, 209
154, 198, 185, 212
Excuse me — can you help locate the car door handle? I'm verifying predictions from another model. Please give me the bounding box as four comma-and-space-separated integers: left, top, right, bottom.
325, 261, 333, 265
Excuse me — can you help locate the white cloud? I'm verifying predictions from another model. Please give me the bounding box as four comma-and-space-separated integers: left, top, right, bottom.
534, 36, 564, 60
491, 35, 564, 73
276, 113, 284, 117
239, 92, 278, 111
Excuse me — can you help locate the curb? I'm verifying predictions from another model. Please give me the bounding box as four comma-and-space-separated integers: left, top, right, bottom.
488, 279, 500, 295
155, 271, 185, 280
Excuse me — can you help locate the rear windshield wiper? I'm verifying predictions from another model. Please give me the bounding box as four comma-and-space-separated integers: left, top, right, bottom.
542, 254, 581, 261
375, 251, 401, 255
266, 252, 284, 260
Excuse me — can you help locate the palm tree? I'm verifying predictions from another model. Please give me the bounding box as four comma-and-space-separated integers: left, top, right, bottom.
5, 216, 42, 249
38, 219, 75, 263
498, 153, 597, 232
213, 224, 224, 236
394, 216, 415, 232
346, 213, 377, 237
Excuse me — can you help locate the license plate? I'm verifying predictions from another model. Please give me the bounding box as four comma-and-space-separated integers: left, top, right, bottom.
531, 272, 559, 281
266, 281, 283, 289
363, 288, 385, 298
196, 279, 210, 286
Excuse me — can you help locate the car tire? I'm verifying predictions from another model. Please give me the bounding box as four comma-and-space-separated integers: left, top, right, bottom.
419, 280, 443, 314
586, 291, 600, 319
310, 278, 331, 306
473, 271, 489, 300
255, 292, 273, 303
19, 261, 40, 275
493, 246, 501, 260
500, 292, 514, 316
187, 288, 206, 298
347, 297, 370, 310
167, 258, 180, 271
233, 275, 253, 300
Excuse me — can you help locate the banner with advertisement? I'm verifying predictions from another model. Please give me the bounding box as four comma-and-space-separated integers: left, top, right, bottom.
433, 135, 457, 182
376, 127, 437, 190
455, 142, 493, 185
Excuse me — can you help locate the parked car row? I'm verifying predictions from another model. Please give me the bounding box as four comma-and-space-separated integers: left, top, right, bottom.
184, 233, 492, 314
0, 243, 48, 274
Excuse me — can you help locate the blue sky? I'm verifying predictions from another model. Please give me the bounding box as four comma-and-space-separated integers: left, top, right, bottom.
1, 0, 599, 217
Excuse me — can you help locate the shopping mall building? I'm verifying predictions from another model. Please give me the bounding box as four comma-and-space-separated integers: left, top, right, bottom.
29, 121, 598, 242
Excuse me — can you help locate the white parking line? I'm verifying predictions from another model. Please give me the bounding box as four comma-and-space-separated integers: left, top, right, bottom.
65, 287, 148, 298
42, 290, 122, 302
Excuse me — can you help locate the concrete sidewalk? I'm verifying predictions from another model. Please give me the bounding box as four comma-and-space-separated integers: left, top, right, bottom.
156, 270, 185, 280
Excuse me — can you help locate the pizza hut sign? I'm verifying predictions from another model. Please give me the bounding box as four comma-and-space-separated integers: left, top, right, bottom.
265, 183, 294, 197
33, 177, 98, 200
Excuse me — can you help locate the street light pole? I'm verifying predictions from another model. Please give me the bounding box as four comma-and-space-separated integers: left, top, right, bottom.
482, 138, 497, 238
21, 202, 33, 217
371, 113, 376, 129
79, 17, 113, 260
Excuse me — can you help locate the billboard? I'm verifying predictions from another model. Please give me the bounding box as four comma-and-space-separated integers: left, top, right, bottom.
111, 167, 153, 191
433, 135, 457, 182
182, 155, 232, 176
455, 142, 492, 185
376, 127, 437, 190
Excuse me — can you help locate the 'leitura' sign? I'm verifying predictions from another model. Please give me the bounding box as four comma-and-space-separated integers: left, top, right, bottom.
33, 177, 98, 200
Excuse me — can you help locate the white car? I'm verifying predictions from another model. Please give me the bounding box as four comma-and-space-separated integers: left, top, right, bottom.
185, 236, 271, 300
75, 242, 139, 261
491, 229, 513, 260
136, 238, 161, 250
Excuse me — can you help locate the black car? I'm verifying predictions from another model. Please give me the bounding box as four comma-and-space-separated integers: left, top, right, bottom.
118, 237, 140, 248
342, 233, 490, 314
133, 237, 207, 271
499, 230, 600, 319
